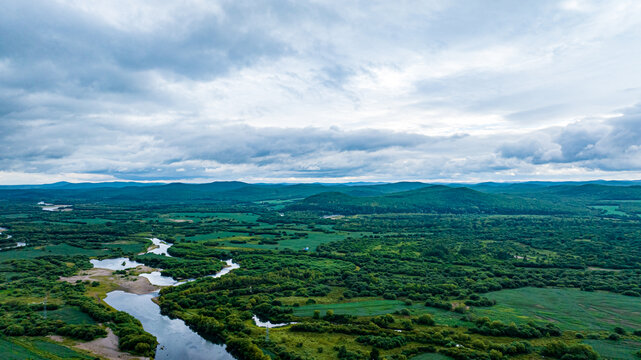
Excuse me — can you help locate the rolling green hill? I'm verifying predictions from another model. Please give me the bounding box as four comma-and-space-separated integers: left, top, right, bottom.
288, 185, 584, 214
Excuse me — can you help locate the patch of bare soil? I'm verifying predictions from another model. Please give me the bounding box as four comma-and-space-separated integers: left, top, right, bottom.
60, 266, 159, 295
587, 267, 621, 272
75, 328, 149, 360
60, 268, 113, 282
167, 218, 193, 223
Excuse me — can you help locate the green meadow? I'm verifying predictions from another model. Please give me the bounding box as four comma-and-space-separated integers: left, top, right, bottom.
582, 339, 641, 360
162, 212, 260, 223
0, 244, 109, 261
0, 337, 93, 360
293, 299, 465, 325
475, 287, 641, 332
410, 353, 453, 360
47, 306, 96, 325
591, 205, 629, 216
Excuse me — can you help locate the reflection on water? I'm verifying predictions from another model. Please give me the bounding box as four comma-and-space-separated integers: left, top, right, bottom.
252, 315, 296, 328
140, 271, 179, 286
104, 291, 235, 360
146, 238, 172, 256
210, 259, 240, 278
90, 257, 143, 270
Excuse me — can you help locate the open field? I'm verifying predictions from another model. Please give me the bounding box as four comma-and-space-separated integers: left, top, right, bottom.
0, 244, 109, 261
591, 205, 629, 216
292, 299, 465, 325
216, 230, 352, 251
0, 337, 94, 360
410, 353, 452, 360
67, 218, 115, 224
583, 339, 641, 360
161, 212, 260, 223
475, 287, 641, 332
47, 306, 96, 325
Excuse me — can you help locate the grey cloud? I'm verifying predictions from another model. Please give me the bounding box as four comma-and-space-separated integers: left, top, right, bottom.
499, 104, 641, 170
2, 1, 641, 183
163, 125, 439, 165
0, 1, 291, 95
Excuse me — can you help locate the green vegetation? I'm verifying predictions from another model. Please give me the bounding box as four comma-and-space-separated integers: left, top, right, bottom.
2, 181, 641, 359
590, 205, 629, 216
582, 339, 641, 360
0, 336, 94, 359
46, 307, 96, 325
475, 287, 641, 331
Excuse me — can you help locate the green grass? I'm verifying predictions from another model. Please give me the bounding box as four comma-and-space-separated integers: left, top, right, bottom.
292, 299, 465, 325
215, 230, 354, 251
185, 231, 249, 242
591, 205, 629, 216
410, 353, 452, 360
162, 212, 259, 223
0, 337, 94, 359
30, 339, 94, 359
0, 214, 29, 219
47, 306, 96, 324
583, 339, 641, 360
475, 287, 641, 332
103, 241, 147, 253
0, 244, 109, 261
67, 218, 115, 224
0, 337, 47, 360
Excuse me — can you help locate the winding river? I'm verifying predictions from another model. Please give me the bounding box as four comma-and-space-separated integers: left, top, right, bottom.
93, 238, 237, 359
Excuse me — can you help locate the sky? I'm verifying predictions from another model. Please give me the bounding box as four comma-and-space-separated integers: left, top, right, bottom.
2, 0, 641, 184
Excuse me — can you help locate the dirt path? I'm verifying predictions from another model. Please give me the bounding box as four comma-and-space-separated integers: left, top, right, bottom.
73, 328, 149, 360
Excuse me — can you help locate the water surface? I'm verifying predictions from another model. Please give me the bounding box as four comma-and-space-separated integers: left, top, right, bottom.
252, 315, 296, 328
90, 257, 143, 270
140, 271, 179, 286
146, 238, 172, 256
104, 291, 235, 360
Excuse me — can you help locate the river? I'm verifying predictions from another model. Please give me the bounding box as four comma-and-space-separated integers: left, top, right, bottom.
94, 238, 238, 359
104, 289, 235, 360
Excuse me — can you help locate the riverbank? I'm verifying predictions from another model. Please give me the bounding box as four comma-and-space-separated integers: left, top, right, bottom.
49, 329, 149, 360
59, 266, 160, 296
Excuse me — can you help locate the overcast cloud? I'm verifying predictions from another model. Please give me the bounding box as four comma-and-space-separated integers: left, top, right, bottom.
2, 0, 641, 184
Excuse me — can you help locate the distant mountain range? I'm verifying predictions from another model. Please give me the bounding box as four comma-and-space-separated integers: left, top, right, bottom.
2, 180, 641, 215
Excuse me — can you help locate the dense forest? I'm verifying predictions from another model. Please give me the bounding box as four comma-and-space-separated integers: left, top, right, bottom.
0, 181, 640, 359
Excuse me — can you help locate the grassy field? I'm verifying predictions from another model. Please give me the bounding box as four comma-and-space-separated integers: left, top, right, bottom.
410, 353, 452, 360
103, 240, 147, 253
582, 339, 641, 360
292, 299, 465, 325
213, 230, 355, 251
591, 205, 629, 216
475, 287, 641, 332
67, 218, 115, 224
161, 212, 259, 223
184, 231, 248, 241
0, 337, 94, 360
0, 244, 109, 261
47, 306, 96, 324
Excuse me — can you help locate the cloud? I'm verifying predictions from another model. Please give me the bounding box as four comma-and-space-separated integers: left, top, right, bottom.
498, 104, 641, 170
2, 1, 641, 183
